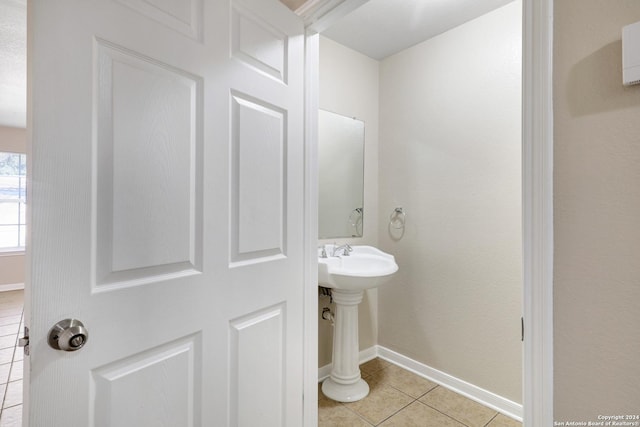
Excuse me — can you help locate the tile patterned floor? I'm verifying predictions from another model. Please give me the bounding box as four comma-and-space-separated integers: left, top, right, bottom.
319, 358, 522, 427
0, 290, 23, 427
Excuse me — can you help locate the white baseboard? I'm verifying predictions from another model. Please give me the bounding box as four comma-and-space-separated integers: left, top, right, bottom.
377, 346, 523, 422
0, 283, 24, 292
318, 345, 522, 422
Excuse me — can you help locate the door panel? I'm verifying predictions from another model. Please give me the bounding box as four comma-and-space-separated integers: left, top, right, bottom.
115, 0, 204, 40
231, 3, 289, 83
229, 304, 285, 426
28, 0, 304, 425
230, 92, 286, 263
94, 39, 203, 287
91, 334, 201, 427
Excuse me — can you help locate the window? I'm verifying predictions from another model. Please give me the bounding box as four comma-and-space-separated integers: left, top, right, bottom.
0, 152, 26, 251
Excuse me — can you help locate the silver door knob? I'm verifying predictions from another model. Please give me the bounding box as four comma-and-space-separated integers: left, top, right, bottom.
48, 319, 89, 351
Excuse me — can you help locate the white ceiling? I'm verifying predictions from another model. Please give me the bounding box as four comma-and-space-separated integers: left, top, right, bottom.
0, 0, 26, 128
321, 0, 515, 60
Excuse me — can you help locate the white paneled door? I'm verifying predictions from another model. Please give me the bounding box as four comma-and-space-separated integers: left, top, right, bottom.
27, 0, 305, 425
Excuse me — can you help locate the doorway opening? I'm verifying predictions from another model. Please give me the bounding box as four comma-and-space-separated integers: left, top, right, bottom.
0, 0, 27, 423
301, 0, 554, 426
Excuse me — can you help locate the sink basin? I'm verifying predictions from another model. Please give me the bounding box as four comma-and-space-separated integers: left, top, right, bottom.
318, 245, 398, 291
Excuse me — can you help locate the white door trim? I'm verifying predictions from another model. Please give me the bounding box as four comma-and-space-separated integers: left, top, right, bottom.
300, 1, 554, 426
303, 30, 320, 427
522, 0, 554, 425
295, 0, 368, 33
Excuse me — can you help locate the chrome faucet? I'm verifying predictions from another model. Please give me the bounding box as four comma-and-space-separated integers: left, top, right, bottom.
332, 243, 353, 257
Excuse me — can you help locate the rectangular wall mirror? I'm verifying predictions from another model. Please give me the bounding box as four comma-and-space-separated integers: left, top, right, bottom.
318, 109, 365, 239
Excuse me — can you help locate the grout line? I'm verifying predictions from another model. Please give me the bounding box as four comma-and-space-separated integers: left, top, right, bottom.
330, 400, 376, 426
373, 398, 416, 426
0, 340, 14, 415
1, 302, 23, 418
341, 366, 427, 426
338, 401, 376, 426
371, 373, 438, 424
484, 412, 500, 426
413, 386, 476, 427
2, 340, 18, 410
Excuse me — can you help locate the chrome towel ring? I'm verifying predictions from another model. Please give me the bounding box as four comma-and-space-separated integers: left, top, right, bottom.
389, 207, 406, 230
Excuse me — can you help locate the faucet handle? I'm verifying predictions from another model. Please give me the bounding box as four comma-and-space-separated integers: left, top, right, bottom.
319, 245, 327, 258
332, 243, 353, 257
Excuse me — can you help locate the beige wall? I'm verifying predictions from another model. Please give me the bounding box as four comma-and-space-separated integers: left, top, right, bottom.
554, 1, 640, 420
279, 0, 306, 12
377, 1, 523, 403
0, 126, 26, 154
0, 254, 24, 286
0, 126, 26, 286
318, 36, 379, 368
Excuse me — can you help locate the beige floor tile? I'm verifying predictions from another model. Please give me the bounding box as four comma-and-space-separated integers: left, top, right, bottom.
0, 310, 20, 320
0, 337, 16, 352
319, 382, 329, 401
359, 358, 391, 377
0, 301, 22, 310
0, 304, 21, 312
0, 404, 22, 427
487, 413, 523, 427
0, 350, 13, 366
0, 318, 21, 328
367, 364, 437, 398
0, 364, 10, 385
3, 380, 22, 408
379, 401, 466, 427
0, 309, 21, 317
319, 399, 372, 427
344, 383, 413, 425
420, 387, 497, 427
0, 291, 23, 300
0, 326, 19, 339
9, 362, 22, 383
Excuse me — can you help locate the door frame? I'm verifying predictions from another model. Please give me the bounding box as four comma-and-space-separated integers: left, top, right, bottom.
521, 0, 554, 425
302, 29, 320, 427
300, 0, 554, 426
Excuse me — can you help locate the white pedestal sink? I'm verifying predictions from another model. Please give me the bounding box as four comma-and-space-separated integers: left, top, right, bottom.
318, 245, 398, 402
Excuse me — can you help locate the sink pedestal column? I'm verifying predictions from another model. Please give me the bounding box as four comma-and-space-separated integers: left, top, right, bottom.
322, 289, 370, 402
